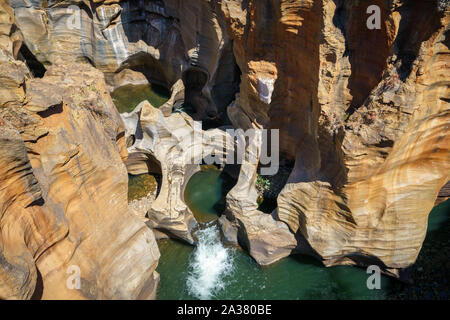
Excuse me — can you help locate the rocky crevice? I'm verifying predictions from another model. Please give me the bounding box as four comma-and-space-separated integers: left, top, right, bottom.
1, 0, 449, 299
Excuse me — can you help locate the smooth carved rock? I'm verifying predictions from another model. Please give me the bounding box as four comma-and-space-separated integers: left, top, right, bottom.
108, 68, 150, 91
123, 100, 234, 243
0, 6, 59, 299
26, 62, 160, 299
0, 119, 68, 299
159, 79, 185, 116
2, 0, 449, 286
221, 128, 296, 265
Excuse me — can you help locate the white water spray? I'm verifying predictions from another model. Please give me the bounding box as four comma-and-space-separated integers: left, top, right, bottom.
186, 224, 234, 300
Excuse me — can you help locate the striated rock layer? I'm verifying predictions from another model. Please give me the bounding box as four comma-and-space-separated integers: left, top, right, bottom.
221, 0, 449, 277
1, 0, 448, 291
0, 2, 160, 298
8, 0, 240, 121
219, 126, 297, 265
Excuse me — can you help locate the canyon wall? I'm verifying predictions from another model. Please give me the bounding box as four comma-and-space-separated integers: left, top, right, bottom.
8, 0, 240, 120
1, 0, 449, 300
221, 0, 449, 277
122, 99, 235, 243
0, 1, 159, 299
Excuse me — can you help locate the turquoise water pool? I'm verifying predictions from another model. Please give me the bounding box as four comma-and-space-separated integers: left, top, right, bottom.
156, 167, 433, 300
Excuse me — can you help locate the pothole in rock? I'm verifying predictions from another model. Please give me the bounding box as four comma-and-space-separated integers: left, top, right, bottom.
111, 83, 170, 113
128, 173, 161, 219
184, 165, 236, 224
128, 173, 160, 202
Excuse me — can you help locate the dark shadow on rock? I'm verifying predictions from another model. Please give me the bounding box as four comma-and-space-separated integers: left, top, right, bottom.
212, 169, 239, 216
26, 197, 45, 208
332, 0, 391, 117
30, 267, 44, 300
18, 43, 46, 78
393, 1, 443, 81
37, 103, 63, 118
117, 52, 170, 88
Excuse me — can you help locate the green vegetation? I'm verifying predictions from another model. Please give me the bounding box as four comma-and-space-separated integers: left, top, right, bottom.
256, 175, 271, 196
128, 173, 158, 202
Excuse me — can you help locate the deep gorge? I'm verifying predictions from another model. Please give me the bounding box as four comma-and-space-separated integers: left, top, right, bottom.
0, 0, 449, 300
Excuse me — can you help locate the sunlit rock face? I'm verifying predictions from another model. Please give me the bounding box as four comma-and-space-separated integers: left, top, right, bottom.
221, 0, 450, 277
1, 0, 449, 297
122, 100, 235, 244
220, 127, 297, 266
25, 62, 161, 300
8, 0, 240, 121
0, 119, 68, 300
0, 2, 160, 298
0, 63, 161, 300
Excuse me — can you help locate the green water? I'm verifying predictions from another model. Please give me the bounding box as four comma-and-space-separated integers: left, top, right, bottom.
387, 199, 450, 299
156, 166, 450, 300
183, 166, 235, 223
157, 167, 395, 300
426, 199, 450, 233
111, 84, 170, 113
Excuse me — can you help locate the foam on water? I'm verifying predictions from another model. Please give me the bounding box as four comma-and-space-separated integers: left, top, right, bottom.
186, 224, 234, 300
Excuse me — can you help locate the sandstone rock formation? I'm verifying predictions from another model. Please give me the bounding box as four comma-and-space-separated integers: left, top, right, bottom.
221, 0, 449, 277
122, 100, 234, 243
1, 0, 448, 297
9, 0, 240, 121
219, 127, 297, 265
0, 118, 68, 299
0, 2, 160, 298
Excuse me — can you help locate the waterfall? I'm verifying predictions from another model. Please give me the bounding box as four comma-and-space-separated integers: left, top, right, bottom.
186, 224, 234, 300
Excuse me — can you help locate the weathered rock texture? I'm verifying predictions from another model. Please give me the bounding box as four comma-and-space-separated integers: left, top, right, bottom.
1, 0, 448, 293
220, 127, 296, 265
9, 0, 240, 121
221, 0, 449, 277
122, 100, 234, 243
1, 2, 159, 298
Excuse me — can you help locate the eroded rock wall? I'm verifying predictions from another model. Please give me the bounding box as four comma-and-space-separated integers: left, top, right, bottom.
2, 0, 449, 291
221, 0, 449, 276
0, 2, 159, 298
8, 0, 240, 120
122, 99, 236, 243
